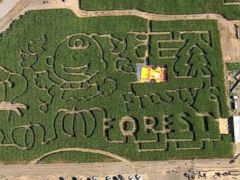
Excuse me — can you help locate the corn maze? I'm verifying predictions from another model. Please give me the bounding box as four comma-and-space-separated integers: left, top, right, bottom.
0, 10, 232, 162
80, 0, 240, 20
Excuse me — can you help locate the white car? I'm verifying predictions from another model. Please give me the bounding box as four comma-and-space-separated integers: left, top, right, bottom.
105, 176, 113, 180
231, 95, 238, 110
135, 174, 143, 180
128, 176, 134, 180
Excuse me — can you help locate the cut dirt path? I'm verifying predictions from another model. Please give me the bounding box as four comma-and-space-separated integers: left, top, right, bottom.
30, 148, 131, 165
0, 101, 26, 116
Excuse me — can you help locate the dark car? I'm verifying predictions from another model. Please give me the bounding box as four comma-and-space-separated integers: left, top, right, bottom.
117, 175, 125, 180
112, 176, 119, 180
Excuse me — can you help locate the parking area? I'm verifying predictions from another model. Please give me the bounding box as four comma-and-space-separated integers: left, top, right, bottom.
0, 159, 239, 180
0, 162, 189, 180
57, 174, 146, 180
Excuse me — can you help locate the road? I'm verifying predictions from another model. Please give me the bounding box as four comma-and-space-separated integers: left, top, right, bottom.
0, 0, 29, 32
0, 159, 239, 180
0, 0, 18, 19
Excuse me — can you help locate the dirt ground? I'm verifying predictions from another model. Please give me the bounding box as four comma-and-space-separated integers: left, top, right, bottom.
0, 159, 239, 180
0, 101, 26, 116
0, 0, 18, 19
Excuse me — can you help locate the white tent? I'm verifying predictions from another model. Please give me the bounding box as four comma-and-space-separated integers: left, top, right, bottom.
233, 116, 240, 143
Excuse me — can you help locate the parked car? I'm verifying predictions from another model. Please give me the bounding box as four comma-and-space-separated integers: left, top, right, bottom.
91, 177, 98, 180
135, 174, 143, 180
128, 176, 134, 180
231, 95, 238, 110
106, 176, 113, 180
117, 175, 125, 180
112, 176, 119, 180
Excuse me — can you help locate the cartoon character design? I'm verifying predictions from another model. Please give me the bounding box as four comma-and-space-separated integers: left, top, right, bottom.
36, 34, 117, 101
